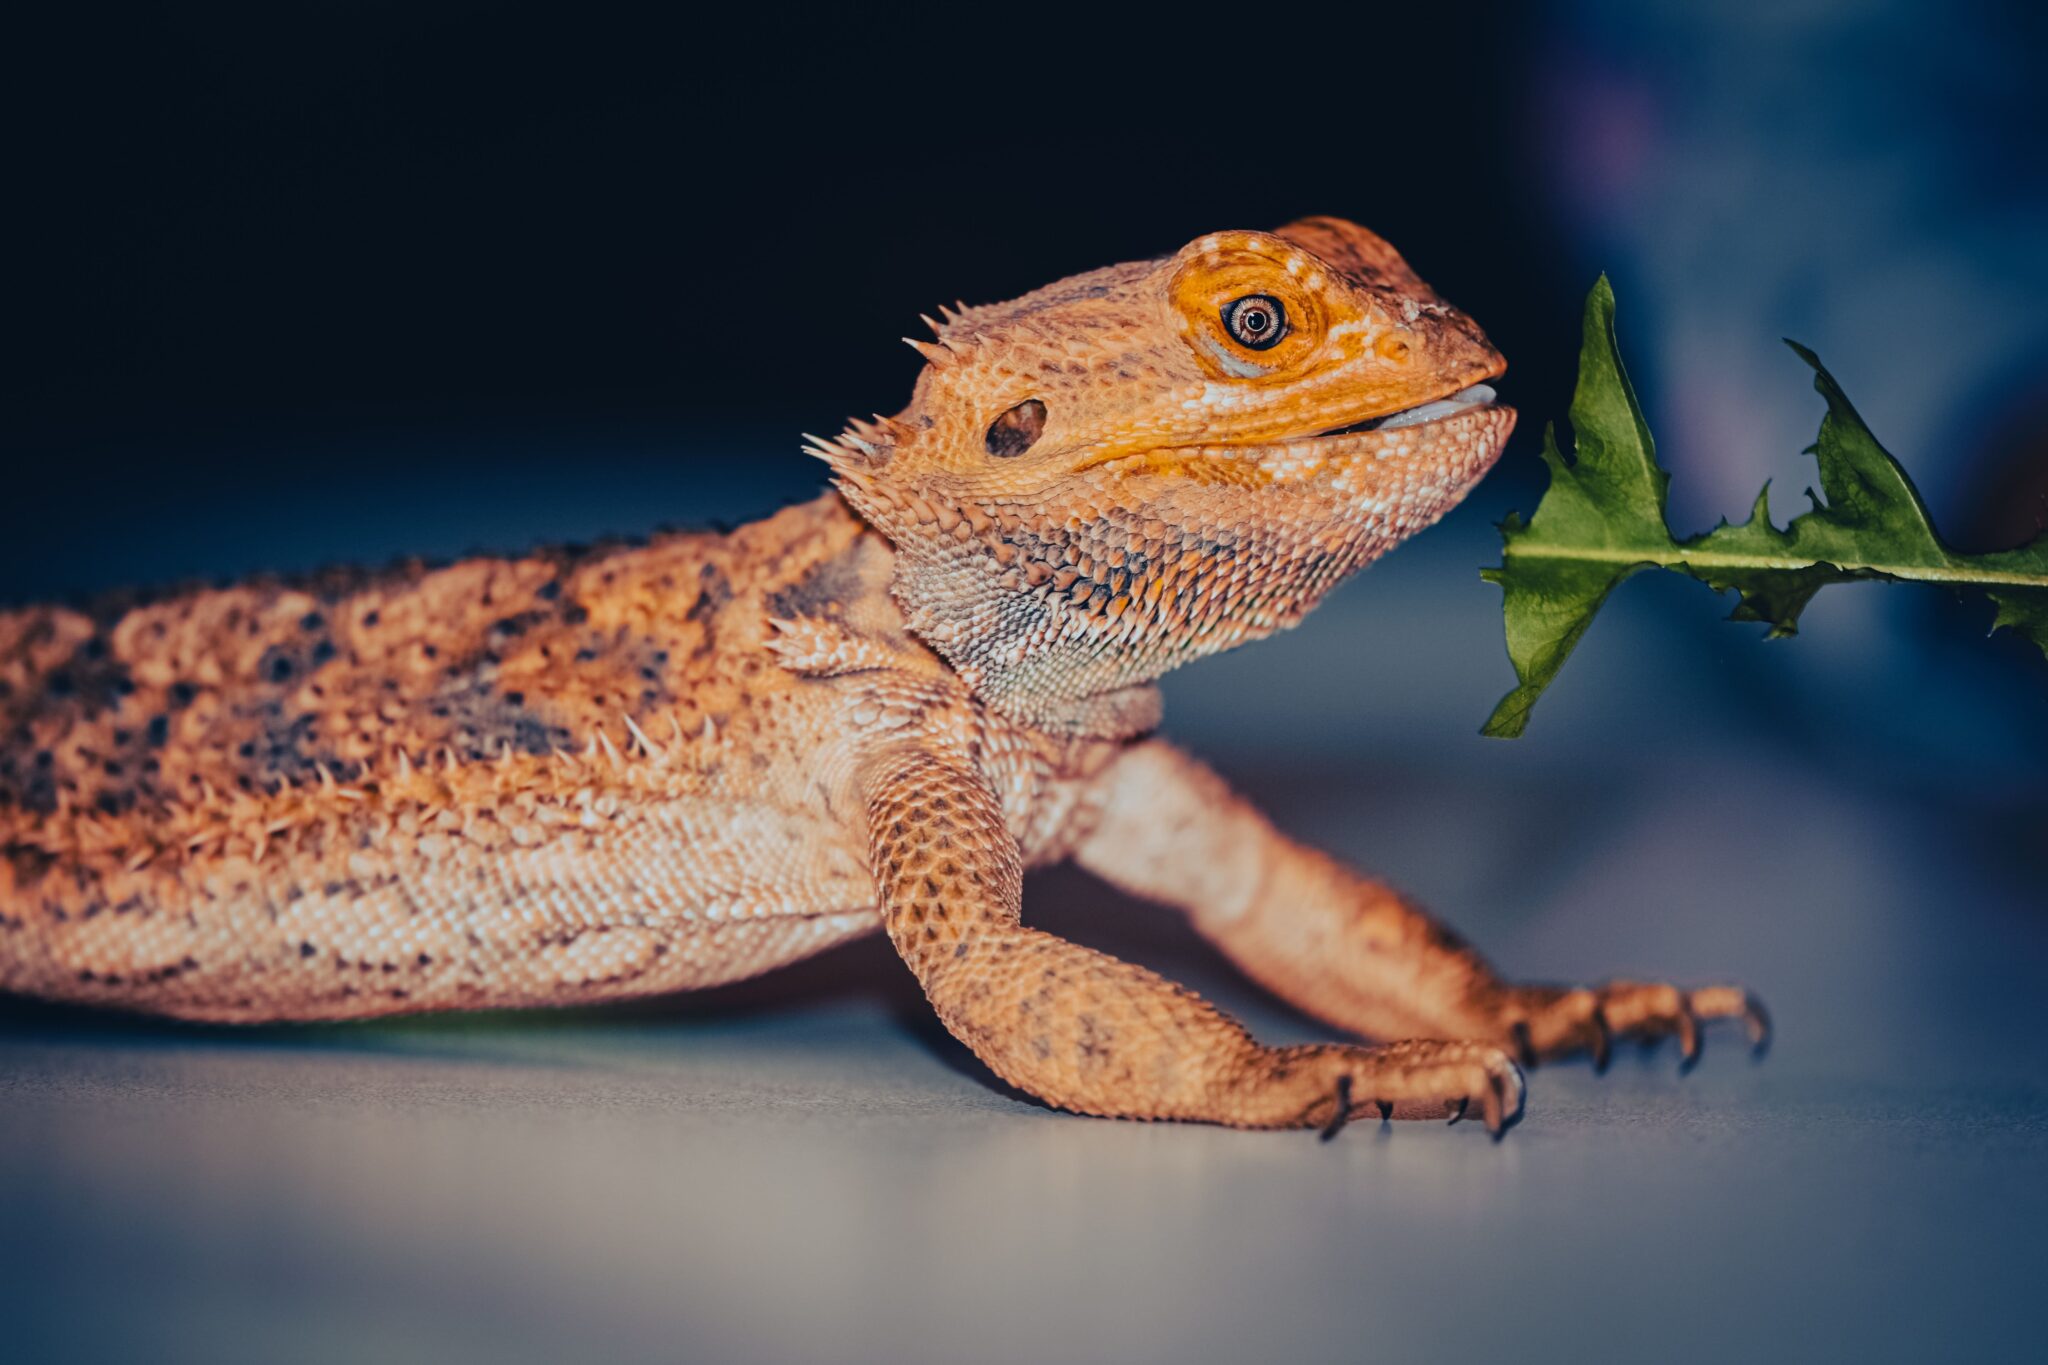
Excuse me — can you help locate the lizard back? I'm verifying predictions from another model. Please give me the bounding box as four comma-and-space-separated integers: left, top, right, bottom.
0, 494, 905, 1018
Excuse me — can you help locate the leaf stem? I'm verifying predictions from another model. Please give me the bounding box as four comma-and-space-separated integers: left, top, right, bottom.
1500, 541, 2048, 589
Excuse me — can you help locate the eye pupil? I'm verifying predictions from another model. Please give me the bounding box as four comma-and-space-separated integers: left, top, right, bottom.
1223, 294, 1287, 350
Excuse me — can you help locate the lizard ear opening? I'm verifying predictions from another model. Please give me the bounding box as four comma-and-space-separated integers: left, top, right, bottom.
985, 399, 1047, 457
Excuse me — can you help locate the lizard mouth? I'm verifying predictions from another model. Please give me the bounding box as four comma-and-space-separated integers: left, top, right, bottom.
1249, 382, 1514, 470
1314, 383, 1500, 439
1272, 381, 1517, 466
1074, 383, 1513, 476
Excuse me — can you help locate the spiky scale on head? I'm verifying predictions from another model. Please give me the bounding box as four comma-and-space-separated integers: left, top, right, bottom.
818, 217, 1517, 730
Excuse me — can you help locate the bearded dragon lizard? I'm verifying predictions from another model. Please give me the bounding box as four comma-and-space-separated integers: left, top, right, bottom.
0, 218, 1767, 1137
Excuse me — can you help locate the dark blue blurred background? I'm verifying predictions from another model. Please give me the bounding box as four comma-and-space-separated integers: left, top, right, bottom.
9, 2, 2046, 759
5, 4, 2045, 1362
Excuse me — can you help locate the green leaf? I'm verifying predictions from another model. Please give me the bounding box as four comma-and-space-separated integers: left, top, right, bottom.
1987, 587, 2048, 661
1482, 277, 2048, 737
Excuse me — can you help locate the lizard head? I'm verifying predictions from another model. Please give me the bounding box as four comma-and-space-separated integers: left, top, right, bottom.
812, 216, 1515, 731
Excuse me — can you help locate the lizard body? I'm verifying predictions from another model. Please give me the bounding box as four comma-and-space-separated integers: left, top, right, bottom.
2, 218, 1765, 1134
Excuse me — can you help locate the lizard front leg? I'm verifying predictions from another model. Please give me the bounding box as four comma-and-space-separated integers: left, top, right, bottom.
864, 742, 1524, 1135
1069, 740, 1769, 1072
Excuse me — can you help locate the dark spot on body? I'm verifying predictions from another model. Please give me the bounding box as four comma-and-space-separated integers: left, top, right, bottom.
431, 678, 572, 757
491, 612, 546, 638
262, 648, 312, 688
688, 563, 733, 622
40, 639, 135, 718
766, 543, 866, 621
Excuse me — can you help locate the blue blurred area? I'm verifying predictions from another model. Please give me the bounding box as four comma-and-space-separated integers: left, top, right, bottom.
1547, 0, 2047, 527
1532, 0, 2048, 780
3, 3, 2044, 1363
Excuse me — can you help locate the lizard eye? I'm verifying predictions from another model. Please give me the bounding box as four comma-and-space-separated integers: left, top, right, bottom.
986, 399, 1047, 457
1222, 294, 1287, 351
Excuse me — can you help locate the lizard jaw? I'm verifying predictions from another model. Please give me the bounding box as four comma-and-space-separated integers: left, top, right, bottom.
1259, 384, 1515, 473
1071, 380, 1511, 480
1118, 397, 1516, 490
1326, 383, 1500, 436
1248, 400, 1518, 514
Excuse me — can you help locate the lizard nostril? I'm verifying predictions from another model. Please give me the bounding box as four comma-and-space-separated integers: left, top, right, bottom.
985, 399, 1047, 457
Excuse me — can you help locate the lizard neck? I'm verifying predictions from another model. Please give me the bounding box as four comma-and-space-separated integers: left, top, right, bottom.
829, 489, 1165, 744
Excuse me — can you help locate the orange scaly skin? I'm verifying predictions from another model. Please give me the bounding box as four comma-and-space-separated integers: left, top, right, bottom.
1, 219, 1766, 1136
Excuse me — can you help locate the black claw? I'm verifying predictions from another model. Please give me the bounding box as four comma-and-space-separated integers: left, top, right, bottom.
1376, 1099, 1394, 1122
1589, 1005, 1612, 1075
1487, 1076, 1519, 1142
1510, 1019, 1537, 1069
1319, 1075, 1354, 1143
1446, 1096, 1469, 1126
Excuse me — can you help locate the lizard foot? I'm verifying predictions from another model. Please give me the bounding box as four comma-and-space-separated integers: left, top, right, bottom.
1498, 981, 1771, 1073
1291, 1039, 1526, 1142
